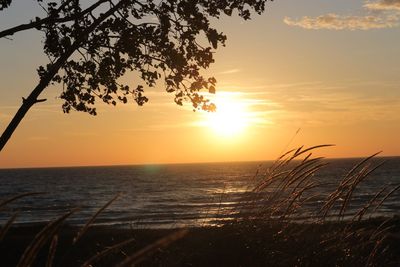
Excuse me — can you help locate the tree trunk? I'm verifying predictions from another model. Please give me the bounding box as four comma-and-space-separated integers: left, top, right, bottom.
0, 92, 46, 151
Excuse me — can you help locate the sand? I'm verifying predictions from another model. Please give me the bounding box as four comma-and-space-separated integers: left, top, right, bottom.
1, 218, 399, 266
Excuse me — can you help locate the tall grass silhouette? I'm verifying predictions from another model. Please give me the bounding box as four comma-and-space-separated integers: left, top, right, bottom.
235, 145, 400, 266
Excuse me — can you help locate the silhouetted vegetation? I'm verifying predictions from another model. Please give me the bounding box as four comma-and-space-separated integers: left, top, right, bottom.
0, 0, 273, 150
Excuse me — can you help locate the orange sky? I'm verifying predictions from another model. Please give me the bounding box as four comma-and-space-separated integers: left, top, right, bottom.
1, 0, 400, 168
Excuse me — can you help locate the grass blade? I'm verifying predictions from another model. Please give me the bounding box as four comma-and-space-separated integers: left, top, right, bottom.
116, 229, 188, 267
46, 234, 58, 267
81, 237, 136, 267
0, 212, 18, 241
74, 193, 121, 244
372, 183, 400, 214
0, 192, 44, 211
17, 210, 75, 267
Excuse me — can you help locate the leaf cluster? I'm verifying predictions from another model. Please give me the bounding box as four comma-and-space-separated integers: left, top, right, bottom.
1, 0, 272, 114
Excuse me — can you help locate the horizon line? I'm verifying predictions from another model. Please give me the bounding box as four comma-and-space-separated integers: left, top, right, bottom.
1, 155, 400, 170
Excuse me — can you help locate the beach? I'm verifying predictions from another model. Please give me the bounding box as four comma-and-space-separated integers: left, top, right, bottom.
1, 218, 400, 266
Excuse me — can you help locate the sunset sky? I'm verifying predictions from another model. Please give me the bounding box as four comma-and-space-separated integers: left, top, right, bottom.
1, 0, 400, 168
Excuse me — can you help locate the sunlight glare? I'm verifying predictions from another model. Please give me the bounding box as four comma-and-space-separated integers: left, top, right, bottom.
206, 94, 249, 137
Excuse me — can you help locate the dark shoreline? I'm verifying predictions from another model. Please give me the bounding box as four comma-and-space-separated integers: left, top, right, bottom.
1, 218, 400, 267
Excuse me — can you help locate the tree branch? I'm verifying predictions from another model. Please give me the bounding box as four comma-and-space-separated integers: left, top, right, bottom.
0, 0, 129, 151
0, 0, 108, 39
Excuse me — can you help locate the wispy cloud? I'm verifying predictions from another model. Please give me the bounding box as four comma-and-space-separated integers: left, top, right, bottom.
218, 69, 241, 75
28, 136, 49, 141
118, 121, 194, 132
218, 80, 400, 126
284, 13, 398, 30
284, 0, 400, 30
365, 0, 400, 11
65, 132, 98, 137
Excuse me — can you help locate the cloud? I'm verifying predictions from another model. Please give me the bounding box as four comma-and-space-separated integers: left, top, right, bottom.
284, 1, 400, 30
365, 0, 400, 11
28, 136, 49, 141
230, 80, 400, 126
218, 69, 241, 75
284, 13, 398, 30
65, 132, 97, 137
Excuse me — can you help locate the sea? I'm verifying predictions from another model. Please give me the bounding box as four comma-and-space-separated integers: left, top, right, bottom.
0, 157, 399, 229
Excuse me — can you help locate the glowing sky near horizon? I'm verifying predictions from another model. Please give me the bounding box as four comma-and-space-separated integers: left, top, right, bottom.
0, 0, 400, 168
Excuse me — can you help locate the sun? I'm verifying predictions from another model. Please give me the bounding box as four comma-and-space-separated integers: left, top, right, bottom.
205, 95, 249, 137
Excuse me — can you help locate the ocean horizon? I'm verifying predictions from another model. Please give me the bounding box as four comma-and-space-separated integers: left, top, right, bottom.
1, 157, 399, 229
2, 155, 400, 170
